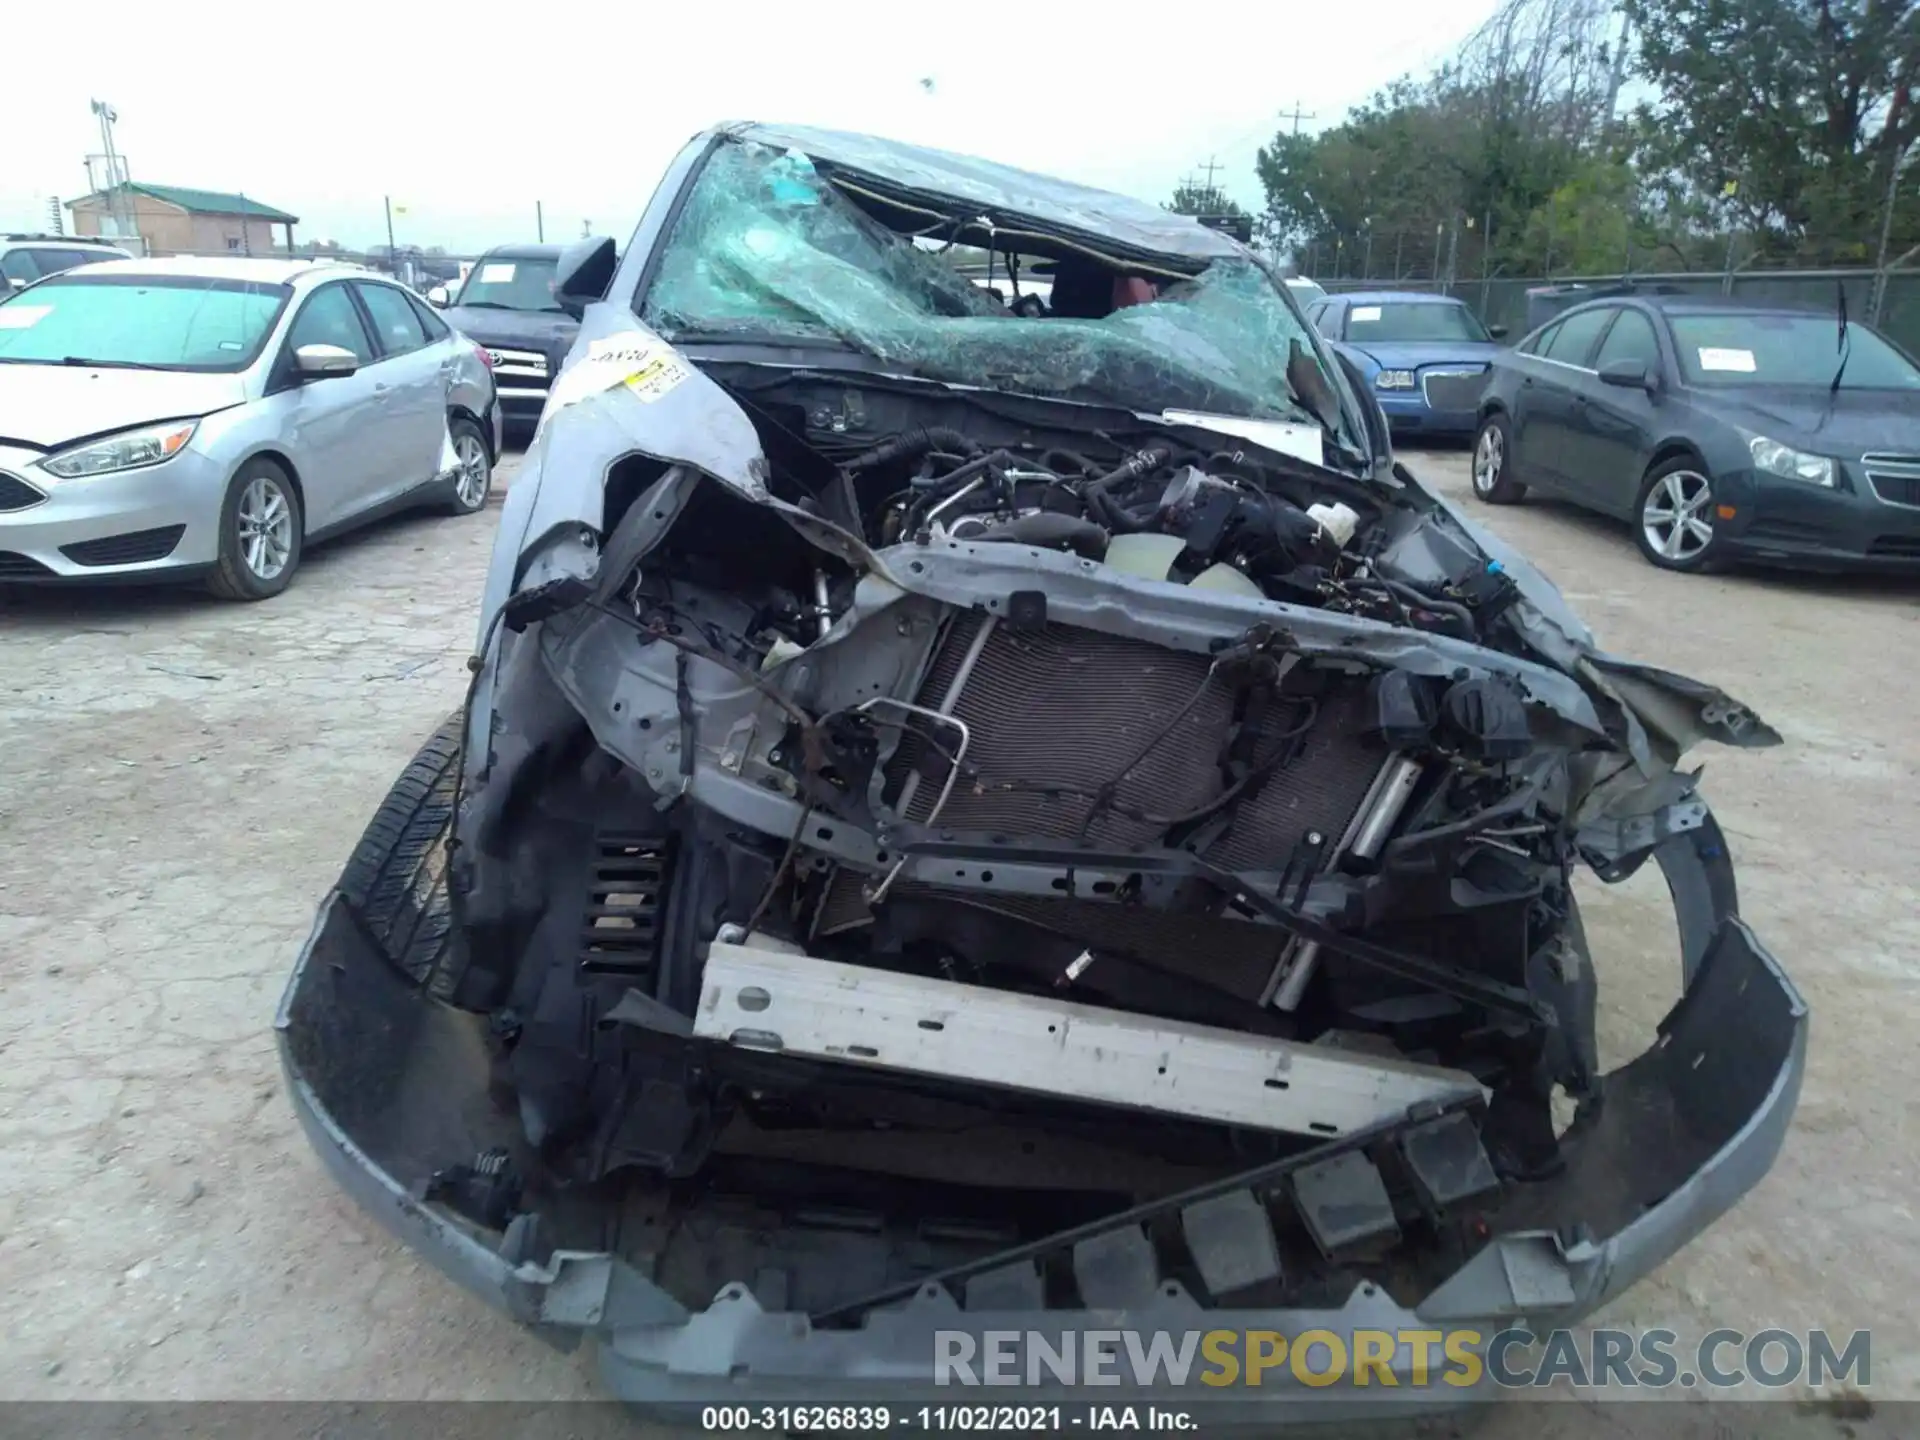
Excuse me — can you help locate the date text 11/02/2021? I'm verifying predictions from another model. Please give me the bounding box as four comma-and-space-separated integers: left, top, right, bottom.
701, 1407, 1196, 1431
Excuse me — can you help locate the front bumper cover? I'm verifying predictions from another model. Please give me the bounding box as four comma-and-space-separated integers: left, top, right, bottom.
277, 816, 1805, 1422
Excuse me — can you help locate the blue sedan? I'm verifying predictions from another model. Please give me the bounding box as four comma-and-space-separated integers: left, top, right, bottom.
1305, 291, 1506, 439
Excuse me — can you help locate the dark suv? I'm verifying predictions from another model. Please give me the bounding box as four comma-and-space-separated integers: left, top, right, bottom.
432, 244, 582, 435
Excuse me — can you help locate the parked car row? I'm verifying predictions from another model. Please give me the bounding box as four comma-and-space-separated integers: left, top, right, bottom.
1289, 280, 1920, 575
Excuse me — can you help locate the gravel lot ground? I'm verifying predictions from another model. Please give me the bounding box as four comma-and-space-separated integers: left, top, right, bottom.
0, 445, 1914, 1435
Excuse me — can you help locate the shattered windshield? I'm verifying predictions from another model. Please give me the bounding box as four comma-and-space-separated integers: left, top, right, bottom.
641, 141, 1335, 427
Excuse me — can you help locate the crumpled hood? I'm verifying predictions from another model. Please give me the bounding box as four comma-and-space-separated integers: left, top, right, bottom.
0, 363, 246, 450
1703, 386, 1920, 455
479, 306, 1778, 823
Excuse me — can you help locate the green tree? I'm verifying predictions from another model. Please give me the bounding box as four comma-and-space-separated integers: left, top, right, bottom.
1623, 0, 1920, 263
1166, 184, 1247, 218
1256, 0, 1632, 278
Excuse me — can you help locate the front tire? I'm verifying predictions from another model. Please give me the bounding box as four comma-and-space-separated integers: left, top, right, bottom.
445, 416, 492, 516
208, 458, 302, 601
338, 714, 470, 1000
1471, 412, 1526, 504
1634, 456, 1722, 572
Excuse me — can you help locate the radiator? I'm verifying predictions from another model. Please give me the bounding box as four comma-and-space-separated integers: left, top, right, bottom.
836, 613, 1387, 982
889, 613, 1382, 868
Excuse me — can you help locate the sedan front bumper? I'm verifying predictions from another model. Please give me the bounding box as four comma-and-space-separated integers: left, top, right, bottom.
1716, 464, 1920, 572
0, 442, 225, 582
1375, 392, 1478, 438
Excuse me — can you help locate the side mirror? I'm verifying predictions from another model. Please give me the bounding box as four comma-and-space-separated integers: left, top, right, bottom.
1488, 324, 1509, 340
426, 285, 451, 308
553, 234, 617, 320
295, 343, 359, 379
1598, 356, 1655, 392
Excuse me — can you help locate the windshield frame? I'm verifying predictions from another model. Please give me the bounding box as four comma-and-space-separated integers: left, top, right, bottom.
0, 271, 292, 374
1666, 310, 1920, 391
628, 134, 1370, 462
451, 255, 566, 314
1343, 299, 1491, 345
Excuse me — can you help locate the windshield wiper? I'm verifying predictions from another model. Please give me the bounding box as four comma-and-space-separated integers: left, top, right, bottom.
61, 356, 167, 370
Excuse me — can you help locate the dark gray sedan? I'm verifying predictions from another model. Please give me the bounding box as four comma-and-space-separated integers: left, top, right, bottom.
1470, 293, 1920, 572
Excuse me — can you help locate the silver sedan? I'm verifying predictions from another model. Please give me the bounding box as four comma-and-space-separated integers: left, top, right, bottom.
0, 256, 502, 600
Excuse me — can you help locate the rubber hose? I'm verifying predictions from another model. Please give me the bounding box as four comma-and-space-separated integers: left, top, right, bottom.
843, 427, 982, 471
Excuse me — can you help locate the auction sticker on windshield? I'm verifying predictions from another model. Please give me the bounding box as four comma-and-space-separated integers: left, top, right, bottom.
1698, 347, 1757, 372
0, 305, 51, 330
479, 263, 516, 282
1350, 306, 1383, 322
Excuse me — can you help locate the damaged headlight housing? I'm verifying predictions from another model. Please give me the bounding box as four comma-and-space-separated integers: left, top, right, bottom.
1374, 369, 1417, 391
40, 420, 198, 480
1748, 435, 1835, 488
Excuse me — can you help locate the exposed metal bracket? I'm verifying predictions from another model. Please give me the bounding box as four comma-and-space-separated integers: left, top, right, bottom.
695, 938, 1485, 1140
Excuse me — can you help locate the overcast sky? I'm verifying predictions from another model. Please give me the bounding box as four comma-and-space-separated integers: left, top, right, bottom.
4, 1, 1500, 254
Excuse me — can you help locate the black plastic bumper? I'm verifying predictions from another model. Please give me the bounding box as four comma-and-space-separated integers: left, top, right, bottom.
1720, 466, 1920, 571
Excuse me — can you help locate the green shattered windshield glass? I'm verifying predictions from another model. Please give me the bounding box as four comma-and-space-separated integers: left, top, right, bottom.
642, 142, 1327, 424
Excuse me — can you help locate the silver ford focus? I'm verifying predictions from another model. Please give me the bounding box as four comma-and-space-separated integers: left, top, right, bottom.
0, 256, 501, 600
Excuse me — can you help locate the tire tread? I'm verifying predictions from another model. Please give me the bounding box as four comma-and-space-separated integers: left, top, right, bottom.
338, 715, 468, 999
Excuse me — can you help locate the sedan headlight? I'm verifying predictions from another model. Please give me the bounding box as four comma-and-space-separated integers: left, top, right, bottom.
40, 420, 198, 481
1748, 435, 1835, 488
1374, 369, 1416, 391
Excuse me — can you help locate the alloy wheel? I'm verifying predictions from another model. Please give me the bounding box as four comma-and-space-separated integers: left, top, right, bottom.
1641, 469, 1715, 563
237, 475, 295, 580
455, 432, 491, 509
1473, 425, 1504, 494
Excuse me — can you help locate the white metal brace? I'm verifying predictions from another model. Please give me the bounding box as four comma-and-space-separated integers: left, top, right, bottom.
696, 937, 1486, 1140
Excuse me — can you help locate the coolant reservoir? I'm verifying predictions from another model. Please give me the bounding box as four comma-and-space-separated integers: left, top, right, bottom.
1307, 501, 1360, 549
1102, 532, 1187, 582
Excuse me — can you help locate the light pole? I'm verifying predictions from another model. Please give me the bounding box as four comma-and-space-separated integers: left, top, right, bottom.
1871, 138, 1918, 326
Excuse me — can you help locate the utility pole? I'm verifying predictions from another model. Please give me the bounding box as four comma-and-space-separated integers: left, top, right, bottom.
384, 196, 397, 271
1197, 156, 1222, 206
536, 201, 545, 243
1285, 102, 1318, 136
89, 100, 134, 242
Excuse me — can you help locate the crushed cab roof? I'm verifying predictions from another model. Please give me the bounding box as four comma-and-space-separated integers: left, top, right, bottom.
731, 122, 1247, 265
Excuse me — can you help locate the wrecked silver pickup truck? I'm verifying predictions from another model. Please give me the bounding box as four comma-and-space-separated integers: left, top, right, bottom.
279, 123, 1804, 1420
